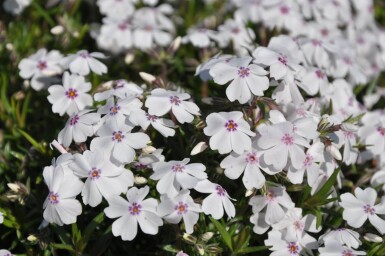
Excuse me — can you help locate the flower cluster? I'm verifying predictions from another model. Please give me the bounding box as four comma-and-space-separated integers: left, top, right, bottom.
9, 0, 385, 255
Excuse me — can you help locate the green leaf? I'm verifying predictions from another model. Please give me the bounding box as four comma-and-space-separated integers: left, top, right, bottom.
237, 246, 270, 254
50, 243, 76, 252
233, 226, 250, 253
16, 128, 46, 154
209, 217, 233, 251
83, 212, 105, 242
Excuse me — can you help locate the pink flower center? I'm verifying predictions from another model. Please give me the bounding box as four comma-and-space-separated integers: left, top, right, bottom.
343, 57, 352, 65
342, 249, 354, 256
118, 22, 129, 31
266, 191, 276, 202
281, 133, 294, 146
287, 242, 300, 255
246, 152, 259, 164
280, 5, 290, 14
294, 220, 304, 231
112, 131, 125, 142
344, 131, 355, 139
69, 114, 79, 126
225, 120, 238, 132
172, 164, 185, 173
216, 185, 226, 196
89, 167, 101, 180
315, 69, 325, 79
231, 27, 240, 34
146, 113, 158, 122
114, 80, 125, 89
320, 28, 329, 37
278, 55, 288, 66
296, 108, 306, 117
377, 127, 385, 136
79, 52, 89, 58
175, 202, 188, 214
129, 202, 142, 215
65, 88, 78, 99
110, 105, 120, 115
37, 60, 47, 70
303, 154, 313, 167
238, 67, 250, 78
49, 192, 59, 204
312, 39, 322, 46
363, 204, 375, 215
169, 96, 181, 105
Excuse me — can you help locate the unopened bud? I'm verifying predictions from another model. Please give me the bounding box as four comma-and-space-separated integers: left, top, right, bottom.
341, 123, 357, 132
182, 233, 197, 245
245, 189, 254, 197
206, 244, 223, 253
169, 36, 182, 54
139, 72, 156, 84
27, 235, 38, 242
195, 244, 205, 255
50, 25, 64, 35
364, 233, 383, 243
326, 145, 342, 161
124, 53, 135, 65
191, 142, 208, 156
7, 183, 21, 192
134, 176, 147, 185
201, 232, 214, 242
142, 146, 156, 154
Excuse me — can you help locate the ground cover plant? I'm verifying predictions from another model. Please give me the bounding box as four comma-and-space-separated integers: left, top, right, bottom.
2, 0, 385, 255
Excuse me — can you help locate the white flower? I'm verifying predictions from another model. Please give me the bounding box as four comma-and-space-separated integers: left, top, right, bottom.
3, 0, 31, 15
58, 110, 100, 147
47, 72, 93, 116
145, 89, 200, 124
176, 251, 189, 256
104, 186, 163, 241
97, 17, 133, 52
320, 228, 361, 249
249, 185, 295, 226
0, 250, 13, 256
220, 139, 279, 189
195, 54, 234, 81
91, 119, 150, 164
60, 50, 107, 76
150, 158, 207, 198
97, 0, 135, 20
264, 229, 318, 256
157, 190, 201, 234
209, 56, 269, 104
43, 155, 83, 226
194, 180, 235, 219
129, 109, 176, 137
253, 35, 304, 82
18, 48, 62, 90
0, 212, 3, 224
182, 27, 217, 48
340, 187, 385, 234
71, 150, 134, 207
98, 97, 142, 125
94, 80, 143, 101
318, 241, 366, 256
300, 68, 331, 96
272, 207, 320, 243
257, 121, 310, 170
262, 1, 303, 33
203, 111, 256, 154
133, 148, 165, 170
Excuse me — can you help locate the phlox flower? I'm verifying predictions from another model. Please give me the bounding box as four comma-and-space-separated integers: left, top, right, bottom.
194, 180, 235, 220
18, 48, 62, 90
371, 169, 385, 192
299, 37, 337, 69
145, 89, 200, 124
265, 229, 318, 256
3, 0, 31, 15
129, 109, 176, 137
195, 53, 233, 81
182, 27, 217, 48
253, 35, 304, 82
318, 241, 365, 256
272, 207, 320, 243
71, 150, 134, 207
176, 251, 188, 256
209, 56, 269, 104
0, 250, 13, 256
43, 154, 83, 226
58, 110, 101, 147
97, 97, 142, 124
97, 17, 133, 52
340, 187, 385, 234
150, 158, 207, 198
220, 139, 279, 189
94, 79, 143, 101
104, 186, 163, 241
91, 119, 150, 164
262, 0, 303, 33
203, 111, 256, 154
319, 228, 362, 249
97, 0, 135, 20
60, 50, 107, 76
157, 190, 201, 234
47, 72, 93, 116
249, 186, 295, 227
300, 68, 331, 96
133, 148, 165, 170
232, 0, 281, 23
257, 121, 310, 170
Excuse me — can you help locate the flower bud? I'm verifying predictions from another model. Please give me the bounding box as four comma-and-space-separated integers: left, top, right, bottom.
195, 244, 205, 255
182, 233, 197, 245
200, 232, 214, 242
139, 72, 156, 84
191, 142, 208, 155
50, 25, 64, 35
364, 233, 383, 243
